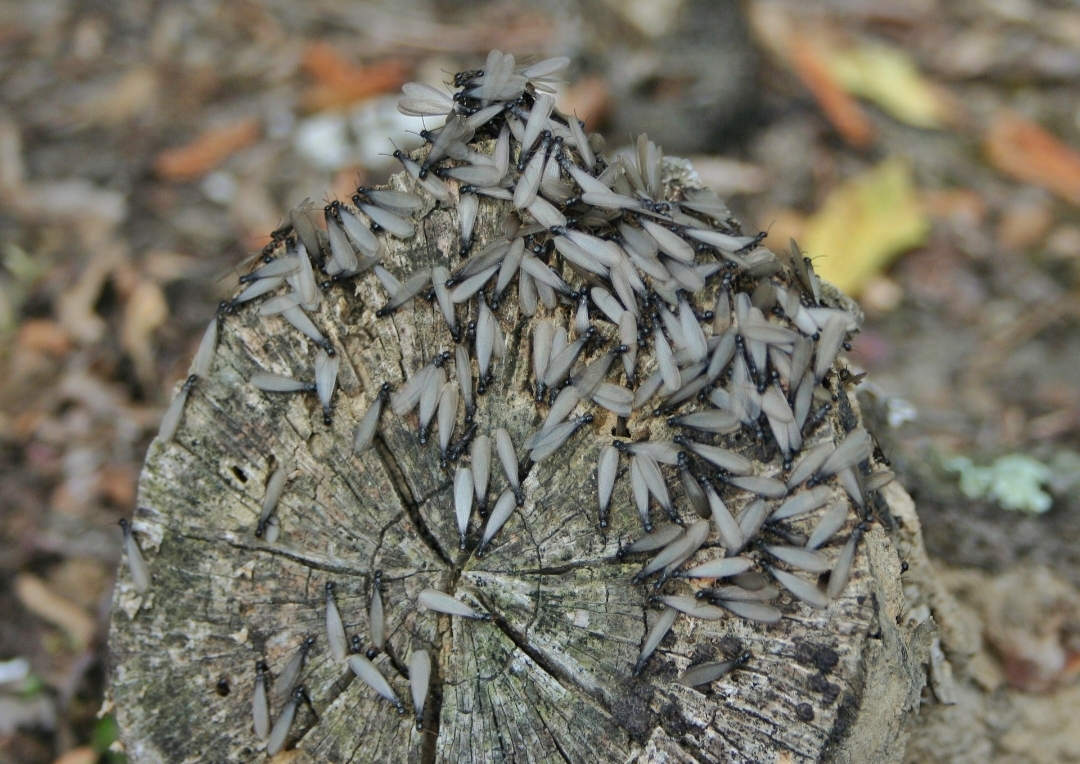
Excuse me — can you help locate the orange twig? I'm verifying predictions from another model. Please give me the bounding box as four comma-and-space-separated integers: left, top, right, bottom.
788, 34, 875, 149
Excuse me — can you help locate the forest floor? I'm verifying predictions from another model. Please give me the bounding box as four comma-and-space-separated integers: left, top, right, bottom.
1, 0, 1079, 762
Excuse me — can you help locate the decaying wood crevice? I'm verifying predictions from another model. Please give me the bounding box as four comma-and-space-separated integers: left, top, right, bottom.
108, 151, 932, 764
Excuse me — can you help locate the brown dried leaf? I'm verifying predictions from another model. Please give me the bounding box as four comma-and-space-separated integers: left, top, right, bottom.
300, 46, 410, 112
15, 573, 96, 649
49, 558, 110, 612
121, 280, 169, 387
17, 320, 72, 357
985, 112, 1080, 205
154, 119, 261, 182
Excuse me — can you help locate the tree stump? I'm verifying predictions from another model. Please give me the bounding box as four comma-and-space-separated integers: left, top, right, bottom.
108, 59, 928, 764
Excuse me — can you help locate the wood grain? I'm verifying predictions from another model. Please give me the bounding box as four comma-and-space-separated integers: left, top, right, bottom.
108, 162, 927, 764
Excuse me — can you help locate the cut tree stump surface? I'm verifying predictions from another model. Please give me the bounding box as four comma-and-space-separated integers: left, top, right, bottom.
108, 160, 928, 764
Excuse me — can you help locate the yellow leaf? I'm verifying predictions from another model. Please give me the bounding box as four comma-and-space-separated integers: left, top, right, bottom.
803, 157, 929, 295
826, 43, 947, 129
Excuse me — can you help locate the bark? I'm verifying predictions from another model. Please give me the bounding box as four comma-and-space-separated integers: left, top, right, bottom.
108, 162, 929, 763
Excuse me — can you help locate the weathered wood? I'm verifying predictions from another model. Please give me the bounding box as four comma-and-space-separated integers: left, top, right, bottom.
108, 153, 927, 763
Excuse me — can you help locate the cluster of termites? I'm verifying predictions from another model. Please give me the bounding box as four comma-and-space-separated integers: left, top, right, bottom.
118, 49, 897, 757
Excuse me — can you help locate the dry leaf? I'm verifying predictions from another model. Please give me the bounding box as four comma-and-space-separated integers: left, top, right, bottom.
74, 67, 158, 128
825, 43, 949, 130
556, 76, 611, 133
803, 157, 929, 294
15, 573, 96, 649
154, 118, 261, 182
58, 249, 125, 344
49, 559, 110, 614
17, 319, 72, 357
788, 33, 875, 148
985, 112, 1080, 205
52, 747, 99, 764
122, 279, 169, 387
301, 45, 410, 112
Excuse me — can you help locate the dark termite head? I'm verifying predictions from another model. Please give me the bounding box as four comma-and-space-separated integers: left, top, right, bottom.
297, 686, 318, 720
